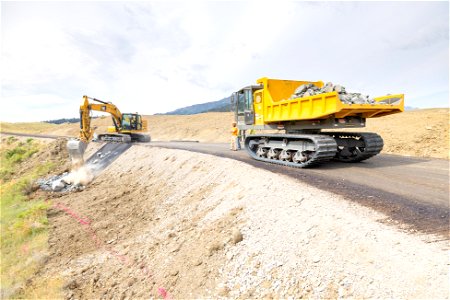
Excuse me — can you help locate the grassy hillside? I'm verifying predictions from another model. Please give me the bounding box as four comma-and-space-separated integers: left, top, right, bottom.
0, 137, 70, 298
1, 122, 58, 134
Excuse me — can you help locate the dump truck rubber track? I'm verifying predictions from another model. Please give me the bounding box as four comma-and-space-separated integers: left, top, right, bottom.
324, 132, 384, 163
244, 134, 337, 168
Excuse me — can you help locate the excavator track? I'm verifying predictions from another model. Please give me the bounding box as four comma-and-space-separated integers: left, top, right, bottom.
323, 132, 384, 163
244, 134, 337, 168
98, 133, 131, 143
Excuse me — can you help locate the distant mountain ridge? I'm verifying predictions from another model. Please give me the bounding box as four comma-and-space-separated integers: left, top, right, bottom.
160, 97, 230, 115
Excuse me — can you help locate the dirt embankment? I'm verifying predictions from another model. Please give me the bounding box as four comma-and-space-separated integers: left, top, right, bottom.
38, 146, 448, 299
1, 108, 449, 159
0, 136, 70, 180
345, 108, 449, 159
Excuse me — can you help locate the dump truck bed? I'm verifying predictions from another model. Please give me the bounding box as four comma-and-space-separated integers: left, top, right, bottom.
258, 78, 404, 123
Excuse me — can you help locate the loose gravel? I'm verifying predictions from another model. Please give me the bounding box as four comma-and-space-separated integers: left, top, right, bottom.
41, 147, 448, 299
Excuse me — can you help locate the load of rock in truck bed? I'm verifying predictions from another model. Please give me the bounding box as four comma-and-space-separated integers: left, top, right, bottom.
290, 82, 377, 104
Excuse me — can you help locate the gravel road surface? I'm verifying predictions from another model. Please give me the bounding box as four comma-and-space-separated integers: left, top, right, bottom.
146, 141, 450, 238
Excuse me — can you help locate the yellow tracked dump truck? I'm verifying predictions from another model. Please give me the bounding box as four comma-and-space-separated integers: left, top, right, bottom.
67, 95, 150, 162
231, 77, 404, 168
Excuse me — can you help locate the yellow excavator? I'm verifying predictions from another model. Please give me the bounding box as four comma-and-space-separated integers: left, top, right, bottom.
231, 77, 404, 168
67, 95, 150, 162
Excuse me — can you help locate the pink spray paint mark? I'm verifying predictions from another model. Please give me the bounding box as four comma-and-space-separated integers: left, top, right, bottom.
52, 202, 171, 298
21, 243, 30, 254
158, 287, 170, 299
54, 202, 91, 225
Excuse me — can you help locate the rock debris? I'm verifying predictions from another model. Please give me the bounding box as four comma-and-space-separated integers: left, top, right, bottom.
290, 82, 378, 104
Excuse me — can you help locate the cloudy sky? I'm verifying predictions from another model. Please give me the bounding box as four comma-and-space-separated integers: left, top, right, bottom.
1, 1, 448, 122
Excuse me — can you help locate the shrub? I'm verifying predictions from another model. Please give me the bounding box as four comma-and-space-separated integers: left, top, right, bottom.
7, 136, 18, 145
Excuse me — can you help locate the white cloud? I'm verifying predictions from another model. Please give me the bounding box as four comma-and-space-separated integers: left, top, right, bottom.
1, 1, 448, 122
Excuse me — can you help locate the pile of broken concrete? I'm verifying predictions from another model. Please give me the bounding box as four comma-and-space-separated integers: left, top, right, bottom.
290, 82, 376, 104
37, 173, 85, 192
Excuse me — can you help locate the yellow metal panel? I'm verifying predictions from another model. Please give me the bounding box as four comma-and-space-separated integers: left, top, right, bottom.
141, 119, 148, 131
257, 77, 324, 103
335, 94, 404, 118
257, 78, 404, 124
264, 93, 340, 121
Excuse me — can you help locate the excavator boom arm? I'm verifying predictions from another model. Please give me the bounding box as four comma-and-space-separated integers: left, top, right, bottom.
78, 95, 123, 142
68, 95, 124, 165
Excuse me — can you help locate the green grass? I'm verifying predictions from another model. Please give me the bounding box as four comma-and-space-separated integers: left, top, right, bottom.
0, 139, 40, 182
0, 139, 62, 299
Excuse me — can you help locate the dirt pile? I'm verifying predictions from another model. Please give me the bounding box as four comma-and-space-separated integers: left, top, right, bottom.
37, 146, 448, 299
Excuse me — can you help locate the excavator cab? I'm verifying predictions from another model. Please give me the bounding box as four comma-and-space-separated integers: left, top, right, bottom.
121, 113, 142, 131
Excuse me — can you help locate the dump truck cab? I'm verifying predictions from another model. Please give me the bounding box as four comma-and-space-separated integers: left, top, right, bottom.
231, 85, 262, 126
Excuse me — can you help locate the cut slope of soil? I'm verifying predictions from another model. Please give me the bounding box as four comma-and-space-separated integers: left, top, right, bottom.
343, 108, 449, 159
36, 146, 448, 299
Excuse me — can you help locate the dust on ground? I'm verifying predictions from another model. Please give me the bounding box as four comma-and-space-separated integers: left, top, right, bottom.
1, 109, 448, 159
33, 146, 448, 299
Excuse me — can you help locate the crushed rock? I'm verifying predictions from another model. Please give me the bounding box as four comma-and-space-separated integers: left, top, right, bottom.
36, 143, 128, 193
36, 173, 85, 192
290, 82, 378, 104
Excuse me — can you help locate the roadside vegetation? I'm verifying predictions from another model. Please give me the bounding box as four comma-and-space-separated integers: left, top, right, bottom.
1, 136, 62, 299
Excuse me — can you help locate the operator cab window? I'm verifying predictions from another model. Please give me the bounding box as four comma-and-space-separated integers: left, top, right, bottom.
122, 115, 131, 130
244, 89, 253, 111
130, 115, 137, 130
238, 91, 245, 114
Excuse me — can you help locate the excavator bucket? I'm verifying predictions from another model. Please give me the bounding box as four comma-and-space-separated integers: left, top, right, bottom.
67, 140, 87, 166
